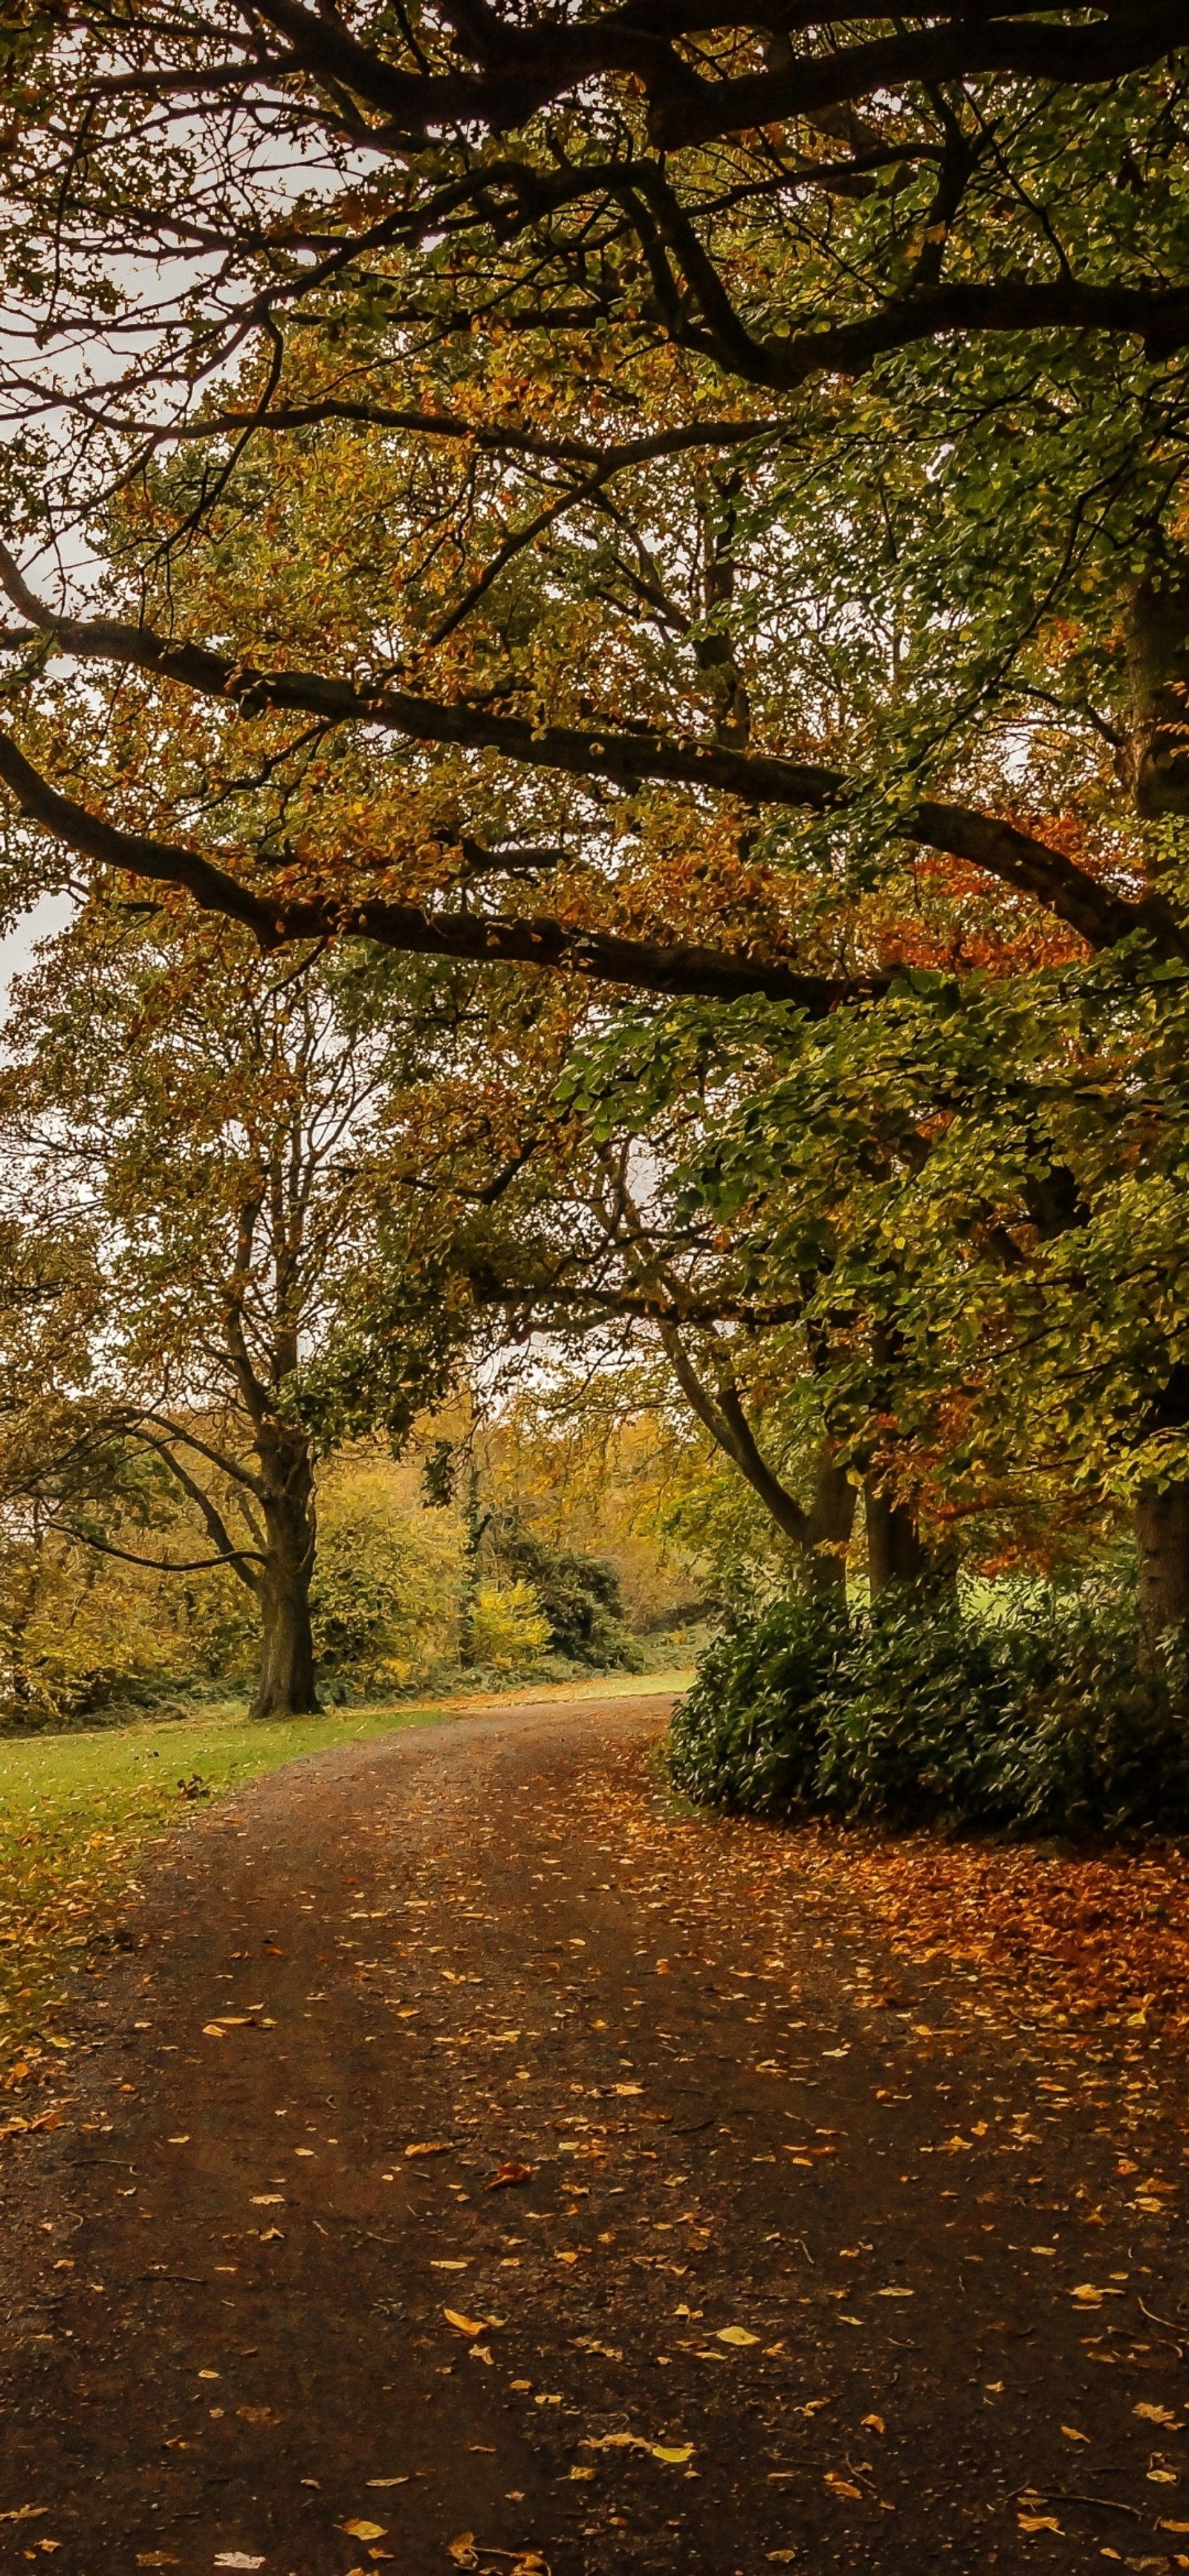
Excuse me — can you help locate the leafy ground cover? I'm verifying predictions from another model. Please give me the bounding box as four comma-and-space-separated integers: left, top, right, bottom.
783, 1823, 1189, 2040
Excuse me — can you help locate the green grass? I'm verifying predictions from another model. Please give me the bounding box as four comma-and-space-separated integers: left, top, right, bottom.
0, 1696, 461, 2078
0, 1670, 692, 2084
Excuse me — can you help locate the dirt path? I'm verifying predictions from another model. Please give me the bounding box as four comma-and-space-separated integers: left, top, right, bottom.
2, 1694, 1188, 2575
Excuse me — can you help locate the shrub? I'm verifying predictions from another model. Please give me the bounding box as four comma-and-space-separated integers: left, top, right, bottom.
466, 1579, 551, 1674
668, 1586, 1189, 1838
488, 1509, 645, 1670
311, 1474, 463, 1694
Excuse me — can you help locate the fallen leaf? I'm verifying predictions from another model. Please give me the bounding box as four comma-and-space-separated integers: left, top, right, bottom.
444, 2309, 485, 2337
447, 2540, 477, 2569
213, 2558, 266, 2570
581, 2433, 694, 2465
135, 2556, 181, 2568
1017, 2517, 1062, 2535
250, 2195, 284, 2207
0, 2511, 45, 2526
1060, 2426, 1091, 2442
341, 2523, 386, 2543
258, 2228, 285, 2242
861, 2415, 886, 2435
824, 2474, 864, 2501
875, 2288, 914, 2299
485, 2161, 531, 2190
612, 2083, 643, 2096
201, 2025, 226, 2039
405, 2141, 452, 2158
716, 2326, 759, 2347
568, 2468, 595, 2482
1136, 2404, 1183, 2429
430, 2260, 470, 2271
365, 2480, 409, 2491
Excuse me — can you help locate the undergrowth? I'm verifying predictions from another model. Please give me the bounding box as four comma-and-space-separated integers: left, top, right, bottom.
668, 1589, 1189, 1837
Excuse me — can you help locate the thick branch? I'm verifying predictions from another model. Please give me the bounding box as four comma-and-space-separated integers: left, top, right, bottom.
0, 558, 1179, 962
0, 724, 874, 1010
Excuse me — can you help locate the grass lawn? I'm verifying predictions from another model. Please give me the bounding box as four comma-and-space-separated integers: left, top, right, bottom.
0, 1670, 690, 2083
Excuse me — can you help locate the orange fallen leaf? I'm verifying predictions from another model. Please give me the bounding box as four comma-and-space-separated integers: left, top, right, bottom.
485, 2161, 531, 2190
1017, 2515, 1062, 2534
444, 2309, 485, 2337
341, 2521, 386, 2542
405, 2141, 451, 2158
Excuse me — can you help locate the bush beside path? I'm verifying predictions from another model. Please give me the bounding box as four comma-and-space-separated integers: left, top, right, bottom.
0, 1695, 1188, 2571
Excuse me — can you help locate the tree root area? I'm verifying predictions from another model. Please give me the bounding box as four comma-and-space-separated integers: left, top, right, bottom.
1, 1695, 1187, 2572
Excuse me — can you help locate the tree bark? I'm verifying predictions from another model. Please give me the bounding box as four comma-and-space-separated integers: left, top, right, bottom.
801, 1454, 857, 1600
865, 1481, 928, 1595
864, 1479, 958, 1603
252, 1424, 319, 1717
1135, 1480, 1189, 1664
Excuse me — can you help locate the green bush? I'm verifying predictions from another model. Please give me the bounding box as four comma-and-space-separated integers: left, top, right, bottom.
489, 1509, 645, 1670
668, 1588, 1189, 1837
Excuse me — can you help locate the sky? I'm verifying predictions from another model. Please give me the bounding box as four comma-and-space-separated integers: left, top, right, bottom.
0, 894, 74, 1010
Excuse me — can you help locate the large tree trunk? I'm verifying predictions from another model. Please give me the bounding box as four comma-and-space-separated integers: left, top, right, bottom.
864, 1479, 957, 1603
253, 1426, 319, 1717
801, 1453, 857, 1600
1135, 1479, 1189, 1667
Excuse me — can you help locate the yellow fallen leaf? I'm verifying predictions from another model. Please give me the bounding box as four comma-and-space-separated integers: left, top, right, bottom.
1158, 2522, 1189, 2534
365, 2480, 409, 2490
716, 2326, 759, 2346
430, 2260, 469, 2271
1017, 2516, 1061, 2534
250, 2194, 284, 2207
568, 2468, 595, 2481
1071, 2285, 1104, 2303
824, 2474, 864, 2501
557, 2251, 580, 2265
405, 2142, 451, 2158
201, 2024, 225, 2039
1149, 2469, 1179, 2484
447, 2540, 477, 2569
444, 2309, 485, 2337
861, 2415, 886, 2434
1137, 2403, 1182, 2428
1060, 2426, 1090, 2442
582, 2433, 693, 2464
613, 2083, 643, 2096
341, 2523, 386, 2543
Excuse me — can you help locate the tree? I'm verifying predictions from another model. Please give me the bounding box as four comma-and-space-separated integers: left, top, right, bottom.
0, 8, 1185, 1647
0, 908, 441, 1715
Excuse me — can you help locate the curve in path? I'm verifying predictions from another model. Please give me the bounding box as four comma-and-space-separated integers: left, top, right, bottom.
1, 1694, 1187, 2574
